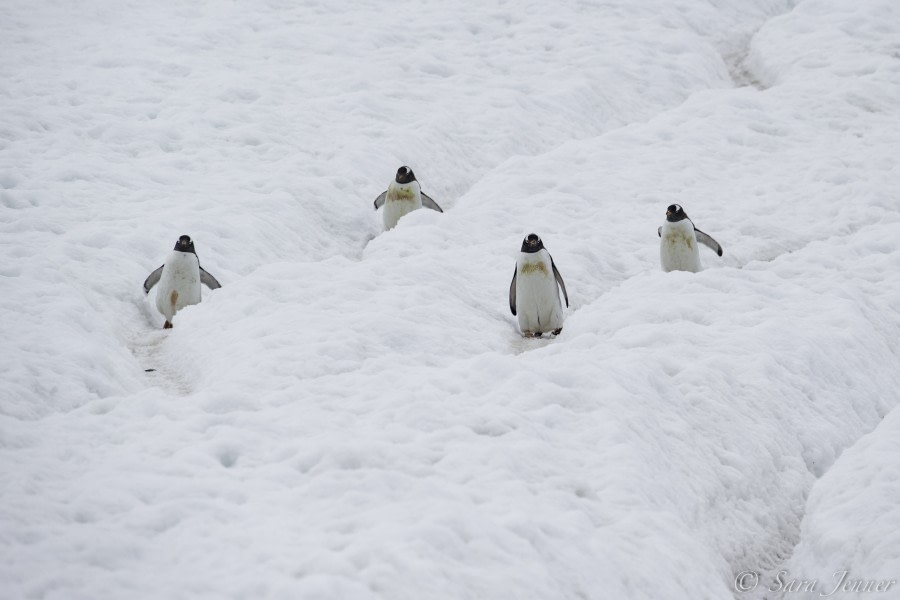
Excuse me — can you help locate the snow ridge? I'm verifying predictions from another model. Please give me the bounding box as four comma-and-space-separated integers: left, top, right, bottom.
2, 0, 900, 599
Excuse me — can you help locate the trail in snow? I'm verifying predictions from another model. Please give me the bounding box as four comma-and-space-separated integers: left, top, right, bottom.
2, 1, 900, 599
126, 300, 194, 397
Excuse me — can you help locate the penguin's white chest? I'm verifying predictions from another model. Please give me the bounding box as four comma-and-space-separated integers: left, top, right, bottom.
155, 252, 202, 321
382, 181, 423, 229
515, 251, 564, 334
660, 222, 701, 273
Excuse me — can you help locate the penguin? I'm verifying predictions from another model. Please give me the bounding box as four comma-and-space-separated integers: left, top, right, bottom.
373, 166, 443, 229
509, 233, 569, 337
658, 204, 723, 273
142, 235, 222, 329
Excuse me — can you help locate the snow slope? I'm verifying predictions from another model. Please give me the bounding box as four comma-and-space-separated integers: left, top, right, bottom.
2, 0, 900, 599
783, 407, 900, 598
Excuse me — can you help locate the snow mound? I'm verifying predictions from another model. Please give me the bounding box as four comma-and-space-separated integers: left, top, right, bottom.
2, 0, 900, 599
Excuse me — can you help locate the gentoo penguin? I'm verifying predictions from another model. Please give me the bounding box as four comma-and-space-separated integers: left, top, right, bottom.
658, 204, 723, 273
373, 166, 443, 229
142, 235, 222, 329
509, 233, 569, 337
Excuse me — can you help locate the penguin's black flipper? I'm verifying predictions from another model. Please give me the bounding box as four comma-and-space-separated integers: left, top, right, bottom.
373, 191, 387, 210
550, 257, 569, 308
200, 267, 222, 290
509, 267, 517, 316
694, 228, 723, 256
421, 192, 443, 213
657, 226, 662, 238
143, 265, 164, 294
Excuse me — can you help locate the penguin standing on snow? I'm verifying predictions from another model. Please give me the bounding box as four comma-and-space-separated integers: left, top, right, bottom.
143, 235, 221, 329
509, 233, 569, 337
373, 166, 443, 230
658, 204, 723, 273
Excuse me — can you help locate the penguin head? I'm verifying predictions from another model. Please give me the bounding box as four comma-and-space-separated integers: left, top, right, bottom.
666, 204, 689, 223
520, 233, 545, 253
174, 235, 196, 254
395, 166, 416, 184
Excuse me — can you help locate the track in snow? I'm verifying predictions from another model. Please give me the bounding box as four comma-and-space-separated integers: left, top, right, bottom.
126, 297, 194, 397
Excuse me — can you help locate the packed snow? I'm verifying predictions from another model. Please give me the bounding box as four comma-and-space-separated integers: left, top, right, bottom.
2, 0, 899, 599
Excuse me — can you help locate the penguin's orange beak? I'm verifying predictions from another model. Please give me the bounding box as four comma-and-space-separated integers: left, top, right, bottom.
666, 210, 673, 218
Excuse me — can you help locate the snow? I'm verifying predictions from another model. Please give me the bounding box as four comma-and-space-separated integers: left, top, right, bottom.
784, 407, 900, 597
2, 0, 900, 598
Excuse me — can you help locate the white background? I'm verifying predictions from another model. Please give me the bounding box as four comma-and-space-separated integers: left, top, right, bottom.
2, 0, 899, 598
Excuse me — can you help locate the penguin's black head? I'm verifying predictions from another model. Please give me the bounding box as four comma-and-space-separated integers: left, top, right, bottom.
666, 204, 689, 222
174, 235, 196, 254
395, 166, 416, 184
521, 233, 545, 253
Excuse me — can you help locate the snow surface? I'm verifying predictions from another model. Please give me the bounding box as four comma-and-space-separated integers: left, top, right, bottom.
2, 0, 900, 598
